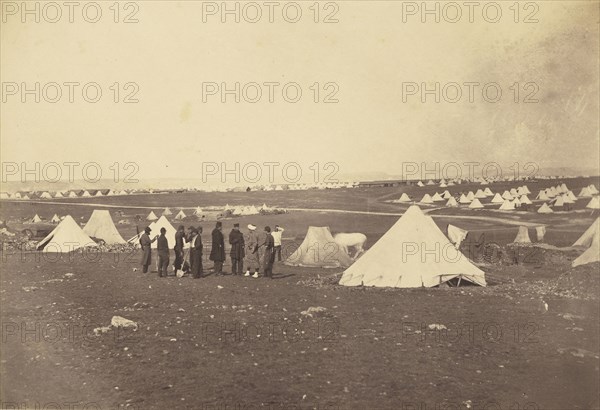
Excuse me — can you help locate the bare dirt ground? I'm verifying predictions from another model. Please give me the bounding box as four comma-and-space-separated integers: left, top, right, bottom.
1, 180, 599, 410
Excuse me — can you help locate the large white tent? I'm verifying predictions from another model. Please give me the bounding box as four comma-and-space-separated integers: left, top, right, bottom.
586, 197, 600, 210
339, 205, 486, 288
572, 218, 600, 267
37, 215, 98, 253
128, 216, 182, 249
83, 210, 126, 244
285, 226, 353, 268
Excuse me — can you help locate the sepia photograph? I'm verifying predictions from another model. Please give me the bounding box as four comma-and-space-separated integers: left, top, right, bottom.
1, 1, 599, 409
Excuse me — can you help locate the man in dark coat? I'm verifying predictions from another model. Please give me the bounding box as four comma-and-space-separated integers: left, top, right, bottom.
229, 223, 245, 275
210, 221, 225, 275
262, 226, 275, 279
173, 225, 185, 275
189, 226, 203, 279
157, 227, 170, 277
139, 226, 157, 273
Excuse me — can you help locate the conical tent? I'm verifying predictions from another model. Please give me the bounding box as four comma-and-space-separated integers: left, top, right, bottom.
284, 226, 353, 268
466, 191, 475, 201
512, 197, 521, 207
51, 214, 60, 223
562, 194, 574, 204
339, 206, 486, 288
578, 187, 592, 197
446, 197, 458, 207
396, 193, 411, 203
468, 198, 484, 209
484, 187, 493, 196
475, 189, 486, 199
147, 211, 158, 221
519, 195, 532, 205
94, 190, 104, 197
537, 203, 553, 214
81, 190, 91, 197
68, 191, 78, 198
447, 224, 468, 248
536, 191, 549, 200
426, 180, 435, 185
509, 188, 518, 196
513, 226, 531, 243
83, 210, 126, 244
586, 197, 600, 210
31, 214, 42, 223
491, 193, 504, 203
193, 206, 203, 215
420, 194, 433, 204
573, 218, 600, 247
567, 191, 577, 201
162, 208, 173, 216
432, 192, 444, 202
589, 184, 599, 194
499, 200, 515, 211
37, 215, 98, 253
442, 190, 452, 199
54, 192, 64, 198
458, 194, 470, 204
175, 210, 187, 220
502, 191, 513, 200
552, 196, 565, 207
572, 218, 600, 267
417, 181, 424, 187
522, 186, 531, 194
129, 216, 180, 249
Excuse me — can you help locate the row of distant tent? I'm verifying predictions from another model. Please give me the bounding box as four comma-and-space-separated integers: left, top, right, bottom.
145, 204, 276, 221
414, 176, 530, 188
393, 184, 600, 212
1, 189, 138, 200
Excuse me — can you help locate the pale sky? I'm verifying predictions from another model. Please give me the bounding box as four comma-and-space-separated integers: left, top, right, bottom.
2, 1, 599, 183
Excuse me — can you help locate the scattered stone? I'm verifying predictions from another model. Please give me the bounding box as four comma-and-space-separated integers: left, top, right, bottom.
300, 306, 327, 318
111, 316, 138, 331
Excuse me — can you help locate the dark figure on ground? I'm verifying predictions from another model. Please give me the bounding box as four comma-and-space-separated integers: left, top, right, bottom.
210, 221, 225, 275
263, 226, 275, 279
157, 227, 170, 277
189, 226, 203, 278
139, 226, 158, 273
229, 223, 245, 275
174, 225, 185, 275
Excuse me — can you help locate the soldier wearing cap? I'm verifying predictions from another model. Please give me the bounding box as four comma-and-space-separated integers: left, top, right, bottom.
157, 227, 170, 277
140, 226, 158, 273
210, 221, 225, 275
229, 223, 245, 275
244, 224, 260, 278
173, 225, 185, 275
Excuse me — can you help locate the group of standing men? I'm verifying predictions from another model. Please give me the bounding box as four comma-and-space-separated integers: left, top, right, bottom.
139, 221, 285, 279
